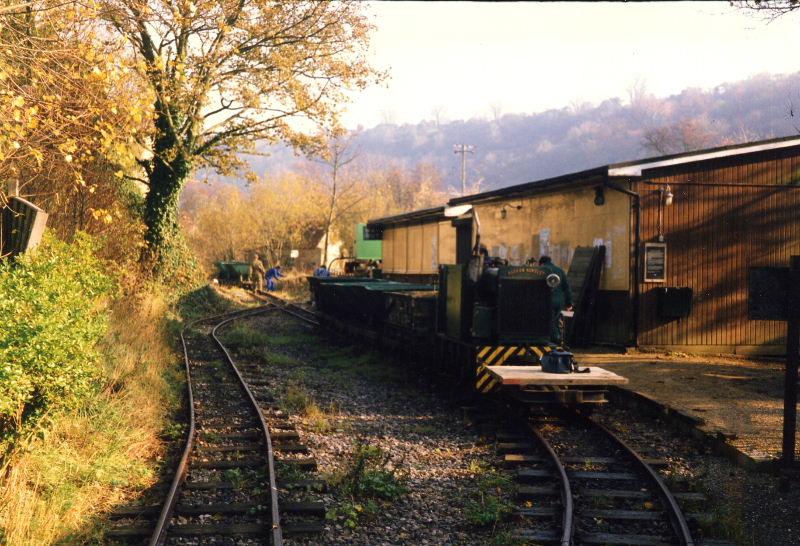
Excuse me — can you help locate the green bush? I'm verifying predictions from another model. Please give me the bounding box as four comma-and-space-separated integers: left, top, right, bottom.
325, 442, 407, 528
0, 232, 112, 437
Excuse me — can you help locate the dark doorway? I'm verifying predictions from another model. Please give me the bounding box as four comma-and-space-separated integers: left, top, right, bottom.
454, 219, 473, 265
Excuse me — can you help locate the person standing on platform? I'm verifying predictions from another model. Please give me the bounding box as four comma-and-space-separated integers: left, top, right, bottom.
266, 264, 283, 291
538, 255, 572, 343
250, 253, 266, 293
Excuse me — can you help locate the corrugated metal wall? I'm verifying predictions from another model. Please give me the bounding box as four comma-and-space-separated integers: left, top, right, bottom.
635, 146, 800, 351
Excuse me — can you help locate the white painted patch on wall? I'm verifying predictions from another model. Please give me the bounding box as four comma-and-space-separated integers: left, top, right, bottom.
539, 228, 551, 257
593, 238, 614, 275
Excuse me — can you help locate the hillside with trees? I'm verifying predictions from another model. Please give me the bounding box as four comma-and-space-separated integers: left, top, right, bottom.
244, 72, 800, 194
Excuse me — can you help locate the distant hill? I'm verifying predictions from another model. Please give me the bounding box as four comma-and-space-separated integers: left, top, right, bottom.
240, 72, 800, 193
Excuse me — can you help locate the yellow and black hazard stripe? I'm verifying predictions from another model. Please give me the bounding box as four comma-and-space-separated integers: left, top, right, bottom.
474, 344, 559, 394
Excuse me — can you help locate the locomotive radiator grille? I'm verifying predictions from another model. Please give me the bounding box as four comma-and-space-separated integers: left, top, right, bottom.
496, 278, 551, 342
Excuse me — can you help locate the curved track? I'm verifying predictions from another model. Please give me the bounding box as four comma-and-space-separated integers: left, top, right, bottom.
106, 306, 287, 545
504, 410, 696, 546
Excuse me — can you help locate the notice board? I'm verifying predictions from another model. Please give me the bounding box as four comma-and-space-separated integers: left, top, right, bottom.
644, 242, 667, 282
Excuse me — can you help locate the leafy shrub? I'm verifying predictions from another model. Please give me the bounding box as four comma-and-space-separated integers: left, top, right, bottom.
0, 232, 112, 436
326, 442, 407, 528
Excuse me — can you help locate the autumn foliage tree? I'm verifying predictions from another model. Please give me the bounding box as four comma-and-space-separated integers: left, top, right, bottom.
0, 3, 149, 258
96, 0, 379, 266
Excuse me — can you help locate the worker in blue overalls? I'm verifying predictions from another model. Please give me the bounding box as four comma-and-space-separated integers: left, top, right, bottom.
266, 264, 283, 291
538, 255, 572, 343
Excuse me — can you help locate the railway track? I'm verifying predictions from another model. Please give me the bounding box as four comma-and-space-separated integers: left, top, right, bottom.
255, 291, 320, 326
106, 305, 323, 545
485, 407, 705, 546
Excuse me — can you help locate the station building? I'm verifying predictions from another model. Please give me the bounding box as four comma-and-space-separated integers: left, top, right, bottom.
366, 135, 800, 355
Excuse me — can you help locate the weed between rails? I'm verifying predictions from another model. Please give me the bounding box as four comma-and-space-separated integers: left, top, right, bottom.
464, 461, 515, 530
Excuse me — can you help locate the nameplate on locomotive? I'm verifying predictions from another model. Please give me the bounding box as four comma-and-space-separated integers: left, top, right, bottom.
505, 266, 547, 278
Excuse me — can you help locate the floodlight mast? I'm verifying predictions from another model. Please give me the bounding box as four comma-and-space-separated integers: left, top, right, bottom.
453, 144, 475, 195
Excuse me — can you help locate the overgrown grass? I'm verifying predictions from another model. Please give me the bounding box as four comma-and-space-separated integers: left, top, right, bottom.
0, 284, 181, 544
281, 383, 338, 434
308, 344, 406, 384
220, 322, 271, 352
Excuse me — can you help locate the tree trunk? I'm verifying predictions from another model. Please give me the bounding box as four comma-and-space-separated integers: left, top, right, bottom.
142, 113, 192, 264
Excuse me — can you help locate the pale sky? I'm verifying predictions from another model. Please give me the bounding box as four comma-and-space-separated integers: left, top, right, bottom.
340, 1, 800, 129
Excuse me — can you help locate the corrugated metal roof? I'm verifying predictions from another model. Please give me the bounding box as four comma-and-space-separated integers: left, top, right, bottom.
367, 205, 446, 226
448, 166, 609, 206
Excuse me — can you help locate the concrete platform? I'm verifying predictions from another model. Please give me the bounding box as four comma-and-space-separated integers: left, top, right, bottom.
574, 351, 800, 470
486, 365, 628, 386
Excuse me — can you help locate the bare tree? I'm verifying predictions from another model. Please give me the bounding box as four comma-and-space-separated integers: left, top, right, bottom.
430, 104, 447, 128
312, 129, 361, 265
489, 101, 503, 122
642, 117, 718, 155
734, 1, 800, 19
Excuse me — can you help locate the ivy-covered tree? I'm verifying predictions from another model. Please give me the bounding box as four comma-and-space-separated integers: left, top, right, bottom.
98, 0, 379, 263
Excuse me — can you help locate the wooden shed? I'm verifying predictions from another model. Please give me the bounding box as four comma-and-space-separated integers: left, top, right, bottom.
369, 135, 800, 354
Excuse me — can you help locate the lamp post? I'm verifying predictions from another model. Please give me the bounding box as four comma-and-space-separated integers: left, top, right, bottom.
453, 144, 474, 196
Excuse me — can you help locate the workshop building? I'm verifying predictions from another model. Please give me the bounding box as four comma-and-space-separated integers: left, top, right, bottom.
368, 135, 800, 354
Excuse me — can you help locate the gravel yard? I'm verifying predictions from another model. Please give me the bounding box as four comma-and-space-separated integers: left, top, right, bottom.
234, 310, 508, 546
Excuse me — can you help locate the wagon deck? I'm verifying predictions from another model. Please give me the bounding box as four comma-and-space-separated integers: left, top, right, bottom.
486, 365, 628, 386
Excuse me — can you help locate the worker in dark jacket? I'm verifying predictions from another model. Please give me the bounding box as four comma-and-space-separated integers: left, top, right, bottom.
250, 253, 266, 293
539, 255, 572, 343
266, 264, 283, 291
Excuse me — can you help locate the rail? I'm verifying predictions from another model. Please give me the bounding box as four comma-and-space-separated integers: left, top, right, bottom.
256, 290, 320, 326
148, 305, 278, 546
586, 416, 695, 546
525, 419, 573, 546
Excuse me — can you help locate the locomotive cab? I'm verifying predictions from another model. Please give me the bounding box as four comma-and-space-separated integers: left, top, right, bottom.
438, 261, 556, 348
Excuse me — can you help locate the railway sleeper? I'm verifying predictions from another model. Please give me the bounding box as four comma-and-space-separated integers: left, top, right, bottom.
507, 453, 667, 469
517, 484, 559, 498
577, 531, 673, 546
166, 522, 270, 536
198, 431, 261, 441
272, 429, 301, 440
579, 508, 664, 521
276, 456, 317, 470
511, 528, 561, 543
194, 458, 266, 469
496, 442, 535, 453
195, 443, 263, 453
274, 442, 310, 454
514, 506, 559, 518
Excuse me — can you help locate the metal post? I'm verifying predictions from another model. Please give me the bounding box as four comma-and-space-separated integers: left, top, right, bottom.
782, 256, 800, 487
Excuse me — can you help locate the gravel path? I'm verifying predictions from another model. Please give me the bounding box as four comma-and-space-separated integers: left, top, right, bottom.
579, 353, 799, 461
235, 311, 503, 546
596, 403, 800, 546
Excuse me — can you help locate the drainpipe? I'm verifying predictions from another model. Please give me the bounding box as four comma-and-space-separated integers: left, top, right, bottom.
604, 180, 640, 347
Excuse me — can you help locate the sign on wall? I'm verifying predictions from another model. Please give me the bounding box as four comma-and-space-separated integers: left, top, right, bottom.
643, 242, 667, 282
